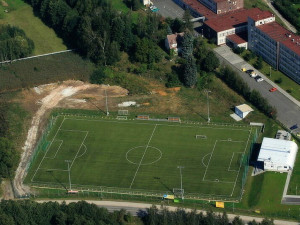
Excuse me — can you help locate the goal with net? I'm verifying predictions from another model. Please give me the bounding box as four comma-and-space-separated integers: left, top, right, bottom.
116, 116, 127, 120
118, 110, 129, 116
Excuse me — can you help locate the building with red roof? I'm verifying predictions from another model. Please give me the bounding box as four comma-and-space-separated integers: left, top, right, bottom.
203, 8, 274, 45
199, 0, 243, 14
248, 18, 300, 84
165, 33, 185, 54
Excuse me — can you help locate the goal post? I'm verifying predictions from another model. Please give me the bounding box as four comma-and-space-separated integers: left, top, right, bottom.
118, 110, 129, 115
116, 116, 127, 120
195, 135, 207, 139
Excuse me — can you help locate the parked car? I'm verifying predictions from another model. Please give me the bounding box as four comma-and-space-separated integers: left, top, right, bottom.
246, 69, 254, 74
151, 6, 159, 12
269, 87, 277, 92
249, 71, 258, 78
255, 76, 264, 82
241, 68, 247, 72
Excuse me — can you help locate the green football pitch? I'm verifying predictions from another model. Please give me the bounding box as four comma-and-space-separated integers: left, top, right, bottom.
26, 115, 255, 199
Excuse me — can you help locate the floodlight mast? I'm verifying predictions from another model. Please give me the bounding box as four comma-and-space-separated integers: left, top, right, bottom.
105, 87, 109, 116
205, 90, 211, 123
177, 166, 184, 200
65, 160, 72, 190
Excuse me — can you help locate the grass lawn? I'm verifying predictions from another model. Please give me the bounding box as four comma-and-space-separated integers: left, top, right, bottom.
25, 115, 255, 200
0, 0, 66, 55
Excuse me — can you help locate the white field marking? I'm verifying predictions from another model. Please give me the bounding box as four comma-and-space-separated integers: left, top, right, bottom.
59, 129, 89, 133
218, 140, 244, 143
230, 128, 253, 196
63, 117, 251, 131
39, 168, 68, 172
228, 152, 244, 172
44, 140, 63, 159
31, 117, 66, 182
201, 153, 211, 168
203, 180, 235, 184
70, 131, 89, 169
202, 140, 218, 181
76, 144, 87, 159
129, 124, 158, 189
126, 145, 162, 166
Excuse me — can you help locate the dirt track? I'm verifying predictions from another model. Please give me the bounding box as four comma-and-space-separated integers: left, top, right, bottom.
13, 81, 128, 197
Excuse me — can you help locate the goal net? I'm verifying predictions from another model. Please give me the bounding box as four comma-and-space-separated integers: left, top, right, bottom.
195, 135, 207, 139
118, 110, 129, 115
117, 116, 127, 120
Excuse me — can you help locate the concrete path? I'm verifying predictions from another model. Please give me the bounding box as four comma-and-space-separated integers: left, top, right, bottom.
213, 46, 300, 133
35, 200, 300, 225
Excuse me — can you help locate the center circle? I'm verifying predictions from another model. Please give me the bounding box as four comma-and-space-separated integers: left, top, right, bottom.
126, 146, 162, 165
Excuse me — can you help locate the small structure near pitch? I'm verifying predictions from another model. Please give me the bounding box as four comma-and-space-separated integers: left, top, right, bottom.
257, 137, 298, 172
235, 104, 254, 119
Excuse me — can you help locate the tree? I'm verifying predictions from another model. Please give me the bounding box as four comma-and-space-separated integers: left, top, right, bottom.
167, 25, 172, 35
0, 102, 9, 137
181, 32, 194, 59
202, 51, 220, 72
183, 56, 197, 87
182, 9, 193, 31
0, 137, 19, 178
254, 56, 263, 69
171, 18, 184, 33
90, 67, 108, 84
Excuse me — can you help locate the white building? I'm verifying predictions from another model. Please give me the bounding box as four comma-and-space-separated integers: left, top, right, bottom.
235, 104, 253, 119
141, 0, 151, 6
258, 137, 298, 172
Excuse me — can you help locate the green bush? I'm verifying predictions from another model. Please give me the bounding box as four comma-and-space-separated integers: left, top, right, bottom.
165, 73, 181, 88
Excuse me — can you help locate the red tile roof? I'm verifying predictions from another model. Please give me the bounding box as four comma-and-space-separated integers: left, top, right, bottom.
166, 32, 184, 49
181, 0, 217, 19
227, 32, 248, 44
257, 22, 300, 56
204, 8, 273, 32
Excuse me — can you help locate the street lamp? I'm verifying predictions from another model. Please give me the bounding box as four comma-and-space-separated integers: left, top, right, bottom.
269, 66, 272, 77
65, 160, 72, 191
205, 90, 211, 123
177, 166, 184, 200
105, 87, 109, 116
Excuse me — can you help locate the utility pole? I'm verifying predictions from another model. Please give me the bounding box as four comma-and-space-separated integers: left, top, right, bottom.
205, 90, 211, 123
65, 160, 72, 190
269, 66, 272, 77
105, 87, 109, 116
177, 166, 184, 200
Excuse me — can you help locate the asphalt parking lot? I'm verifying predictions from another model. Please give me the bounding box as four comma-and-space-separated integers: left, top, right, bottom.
151, 0, 185, 18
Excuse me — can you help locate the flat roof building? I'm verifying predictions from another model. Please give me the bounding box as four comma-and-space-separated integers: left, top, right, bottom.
257, 137, 298, 172
235, 104, 253, 119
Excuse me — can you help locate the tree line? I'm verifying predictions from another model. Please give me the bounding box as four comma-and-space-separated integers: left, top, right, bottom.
0, 25, 34, 61
273, 0, 300, 33
0, 200, 276, 225
218, 67, 277, 118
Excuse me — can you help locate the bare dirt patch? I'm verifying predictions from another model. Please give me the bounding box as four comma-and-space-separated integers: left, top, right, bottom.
13, 81, 128, 197
1, 0, 8, 7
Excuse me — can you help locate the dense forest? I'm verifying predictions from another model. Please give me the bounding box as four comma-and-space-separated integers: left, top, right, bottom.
273, 0, 300, 33
0, 200, 275, 225
0, 25, 34, 61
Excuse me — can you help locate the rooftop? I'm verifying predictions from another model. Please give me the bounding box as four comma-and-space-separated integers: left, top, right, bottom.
258, 137, 298, 166
227, 32, 248, 44
204, 8, 273, 32
181, 0, 217, 19
257, 22, 300, 56
236, 104, 253, 112
166, 32, 184, 48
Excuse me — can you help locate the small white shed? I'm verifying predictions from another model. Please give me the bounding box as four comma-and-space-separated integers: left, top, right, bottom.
141, 0, 151, 6
258, 137, 298, 172
235, 104, 253, 119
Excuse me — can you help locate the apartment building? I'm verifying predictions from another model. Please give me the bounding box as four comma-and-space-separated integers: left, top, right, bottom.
199, 0, 243, 14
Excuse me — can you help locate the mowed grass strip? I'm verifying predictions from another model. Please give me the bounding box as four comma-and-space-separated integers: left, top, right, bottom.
26, 116, 253, 198
0, 0, 66, 55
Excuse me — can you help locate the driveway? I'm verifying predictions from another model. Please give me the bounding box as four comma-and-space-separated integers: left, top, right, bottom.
214, 46, 300, 133
151, 0, 185, 19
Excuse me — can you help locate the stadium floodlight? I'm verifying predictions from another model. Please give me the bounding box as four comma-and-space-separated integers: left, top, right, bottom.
65, 160, 72, 190
177, 166, 184, 200
204, 90, 211, 123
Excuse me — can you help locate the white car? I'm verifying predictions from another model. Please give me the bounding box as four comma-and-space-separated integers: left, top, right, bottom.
250, 72, 258, 78
255, 76, 264, 82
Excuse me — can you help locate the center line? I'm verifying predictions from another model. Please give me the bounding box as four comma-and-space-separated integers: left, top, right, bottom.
129, 124, 158, 189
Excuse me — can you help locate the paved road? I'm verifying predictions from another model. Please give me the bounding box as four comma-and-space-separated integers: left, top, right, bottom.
152, 0, 185, 19
35, 200, 300, 225
214, 46, 300, 134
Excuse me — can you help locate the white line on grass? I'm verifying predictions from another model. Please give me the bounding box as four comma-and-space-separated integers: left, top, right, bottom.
31, 117, 66, 182
230, 128, 253, 196
202, 140, 218, 181
44, 140, 63, 159
64, 117, 250, 131
228, 152, 244, 172
60, 129, 89, 133
70, 131, 89, 169
129, 124, 158, 189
